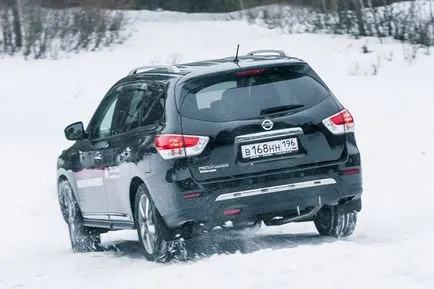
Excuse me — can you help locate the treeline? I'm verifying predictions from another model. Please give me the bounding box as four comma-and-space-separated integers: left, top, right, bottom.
246, 1, 434, 48
2, 0, 433, 59
0, 0, 125, 58
36, 0, 407, 12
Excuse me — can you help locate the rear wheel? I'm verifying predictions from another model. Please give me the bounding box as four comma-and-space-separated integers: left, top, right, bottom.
314, 205, 357, 238
58, 180, 102, 252
134, 184, 169, 262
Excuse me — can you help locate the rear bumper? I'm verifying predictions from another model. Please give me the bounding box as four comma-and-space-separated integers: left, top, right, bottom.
161, 172, 362, 230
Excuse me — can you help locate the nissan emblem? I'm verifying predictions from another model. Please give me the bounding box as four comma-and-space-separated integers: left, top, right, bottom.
261, 119, 274, 131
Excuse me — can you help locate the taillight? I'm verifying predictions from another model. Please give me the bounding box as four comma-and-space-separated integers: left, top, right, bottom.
154, 134, 209, 160
322, 109, 355, 135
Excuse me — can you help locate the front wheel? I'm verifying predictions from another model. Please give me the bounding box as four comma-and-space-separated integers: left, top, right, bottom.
134, 184, 169, 262
314, 205, 357, 238
58, 180, 102, 252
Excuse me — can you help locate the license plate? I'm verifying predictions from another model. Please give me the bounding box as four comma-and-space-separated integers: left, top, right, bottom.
241, 138, 299, 159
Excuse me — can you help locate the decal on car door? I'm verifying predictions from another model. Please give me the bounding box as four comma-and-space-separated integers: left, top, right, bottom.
76, 178, 104, 189
104, 166, 120, 179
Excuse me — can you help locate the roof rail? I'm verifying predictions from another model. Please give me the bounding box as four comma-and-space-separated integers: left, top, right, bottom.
246, 50, 287, 57
128, 65, 181, 75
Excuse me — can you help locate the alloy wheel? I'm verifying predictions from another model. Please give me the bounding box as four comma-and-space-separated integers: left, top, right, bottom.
138, 194, 157, 254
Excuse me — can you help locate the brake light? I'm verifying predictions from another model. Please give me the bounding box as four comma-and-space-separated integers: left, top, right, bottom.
236, 68, 266, 77
155, 134, 209, 160
322, 109, 355, 134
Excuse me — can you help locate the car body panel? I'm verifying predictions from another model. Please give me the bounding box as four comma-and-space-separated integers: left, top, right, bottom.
180, 97, 345, 183
57, 54, 363, 235
57, 141, 108, 217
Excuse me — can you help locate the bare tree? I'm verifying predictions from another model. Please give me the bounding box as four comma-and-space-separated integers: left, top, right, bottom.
368, 0, 381, 36
430, 0, 434, 46
21, 5, 126, 59
3, 0, 22, 47
352, 0, 367, 36
1, 2, 14, 53
238, 0, 244, 10
10, 0, 21, 48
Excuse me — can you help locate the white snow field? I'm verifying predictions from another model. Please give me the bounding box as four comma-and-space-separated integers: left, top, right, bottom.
1, 11, 434, 289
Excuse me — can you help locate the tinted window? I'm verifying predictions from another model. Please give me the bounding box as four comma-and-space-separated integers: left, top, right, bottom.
113, 90, 144, 134
180, 66, 329, 122
196, 81, 236, 109
89, 93, 118, 139
141, 82, 166, 126
87, 81, 167, 139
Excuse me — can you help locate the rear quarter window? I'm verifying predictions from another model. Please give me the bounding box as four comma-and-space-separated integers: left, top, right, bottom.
180, 66, 330, 122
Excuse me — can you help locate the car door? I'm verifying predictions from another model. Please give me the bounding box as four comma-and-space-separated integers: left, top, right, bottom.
76, 90, 120, 220
103, 81, 166, 222
98, 86, 144, 223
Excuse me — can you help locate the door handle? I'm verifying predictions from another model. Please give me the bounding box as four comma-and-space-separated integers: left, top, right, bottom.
118, 147, 132, 162
95, 152, 103, 162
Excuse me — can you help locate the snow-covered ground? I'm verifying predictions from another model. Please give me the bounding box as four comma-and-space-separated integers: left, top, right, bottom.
1, 12, 434, 289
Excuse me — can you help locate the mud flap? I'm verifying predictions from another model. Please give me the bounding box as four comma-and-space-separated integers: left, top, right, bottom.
337, 197, 362, 214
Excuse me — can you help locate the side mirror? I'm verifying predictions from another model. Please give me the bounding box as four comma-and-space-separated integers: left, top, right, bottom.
64, 122, 87, 141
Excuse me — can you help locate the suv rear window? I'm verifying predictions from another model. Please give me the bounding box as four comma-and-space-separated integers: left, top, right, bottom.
180, 66, 330, 122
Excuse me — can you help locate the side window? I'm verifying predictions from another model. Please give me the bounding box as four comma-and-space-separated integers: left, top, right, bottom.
88, 93, 118, 139
88, 82, 166, 139
99, 99, 118, 135
141, 83, 166, 127
113, 90, 145, 134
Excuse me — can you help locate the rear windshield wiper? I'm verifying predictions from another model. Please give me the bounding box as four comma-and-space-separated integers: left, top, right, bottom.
260, 104, 305, 115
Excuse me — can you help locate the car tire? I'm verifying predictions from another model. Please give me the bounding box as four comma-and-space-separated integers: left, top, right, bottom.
58, 180, 102, 252
314, 205, 357, 238
134, 184, 169, 262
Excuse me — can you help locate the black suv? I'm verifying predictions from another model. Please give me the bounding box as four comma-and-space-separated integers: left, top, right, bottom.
57, 50, 362, 261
